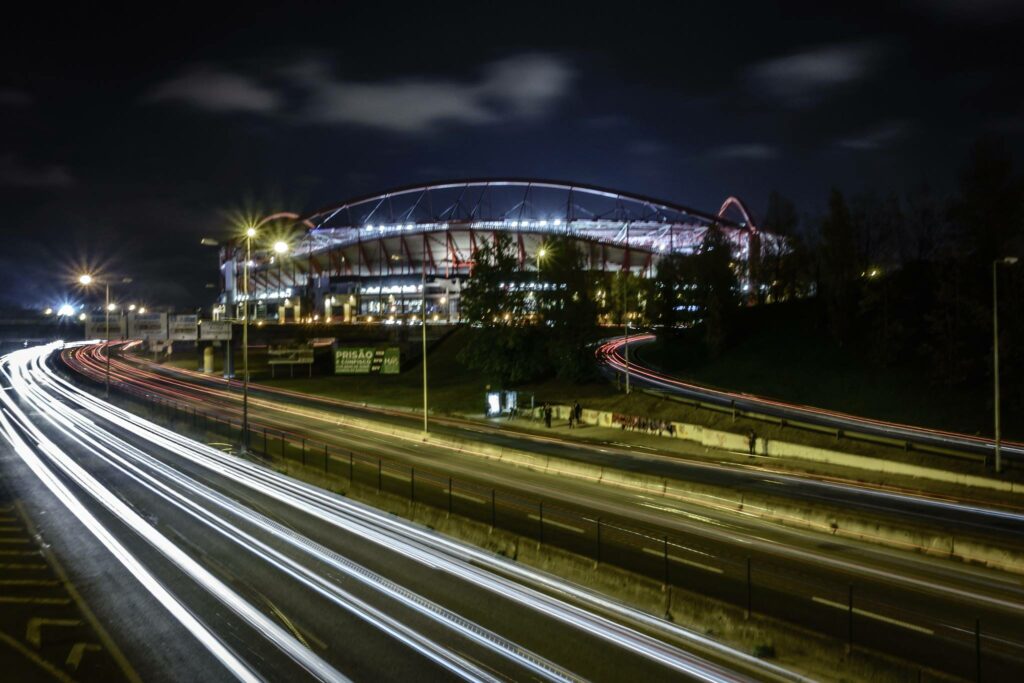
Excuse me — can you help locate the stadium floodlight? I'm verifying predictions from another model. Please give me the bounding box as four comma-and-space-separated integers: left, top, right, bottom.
57, 304, 75, 317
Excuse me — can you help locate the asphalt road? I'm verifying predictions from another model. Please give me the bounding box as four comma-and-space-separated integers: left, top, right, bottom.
1, 342, 793, 683
57, 341, 1024, 681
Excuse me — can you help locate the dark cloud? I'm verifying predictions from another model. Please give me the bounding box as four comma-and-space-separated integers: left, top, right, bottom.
145, 66, 281, 114
709, 144, 779, 160
837, 121, 909, 151
746, 42, 882, 107
0, 155, 74, 188
0, 88, 32, 106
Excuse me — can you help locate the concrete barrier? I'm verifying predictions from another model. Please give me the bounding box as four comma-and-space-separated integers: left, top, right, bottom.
543, 403, 1016, 495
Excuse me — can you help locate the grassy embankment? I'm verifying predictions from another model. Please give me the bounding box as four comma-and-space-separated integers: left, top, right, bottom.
162, 305, 1010, 440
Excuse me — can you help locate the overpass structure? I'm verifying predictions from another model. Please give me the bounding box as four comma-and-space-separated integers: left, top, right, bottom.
217, 179, 771, 323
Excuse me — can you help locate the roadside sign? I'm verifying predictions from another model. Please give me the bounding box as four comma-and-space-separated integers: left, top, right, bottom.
128, 313, 167, 340
199, 320, 232, 340
84, 314, 126, 340
334, 347, 400, 374
169, 314, 198, 341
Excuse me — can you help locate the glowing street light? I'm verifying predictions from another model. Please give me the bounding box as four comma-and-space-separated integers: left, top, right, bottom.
78, 272, 133, 399
78, 274, 93, 286
107, 303, 117, 312
138, 307, 146, 314
57, 304, 75, 317
43, 307, 53, 315
273, 240, 289, 254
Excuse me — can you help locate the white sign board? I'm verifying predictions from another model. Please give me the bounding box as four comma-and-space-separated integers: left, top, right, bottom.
84, 314, 126, 340
169, 314, 198, 341
199, 320, 232, 340
129, 313, 168, 340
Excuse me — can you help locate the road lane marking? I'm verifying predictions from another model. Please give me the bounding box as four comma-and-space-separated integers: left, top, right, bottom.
641, 548, 724, 574
381, 469, 410, 481
26, 618, 82, 647
0, 579, 60, 587
66, 642, 102, 671
0, 596, 72, 605
0, 631, 76, 683
526, 514, 584, 534
811, 597, 934, 635
450, 491, 487, 504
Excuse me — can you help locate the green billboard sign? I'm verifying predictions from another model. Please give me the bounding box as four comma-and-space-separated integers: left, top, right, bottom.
334, 347, 400, 375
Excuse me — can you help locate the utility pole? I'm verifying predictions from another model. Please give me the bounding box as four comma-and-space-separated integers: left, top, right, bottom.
242, 228, 254, 453
104, 282, 111, 398
993, 256, 1019, 474
422, 232, 429, 433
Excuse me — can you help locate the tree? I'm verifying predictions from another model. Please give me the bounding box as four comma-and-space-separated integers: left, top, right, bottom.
458, 234, 546, 385
537, 237, 600, 381
819, 189, 861, 346
949, 136, 1024, 261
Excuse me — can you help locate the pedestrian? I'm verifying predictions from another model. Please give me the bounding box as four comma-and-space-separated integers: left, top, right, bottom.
544, 404, 552, 429
573, 400, 582, 425
748, 429, 757, 456
568, 412, 575, 429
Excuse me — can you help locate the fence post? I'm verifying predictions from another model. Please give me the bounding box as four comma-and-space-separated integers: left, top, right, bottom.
847, 584, 854, 654
448, 477, 453, 514
490, 489, 496, 528
263, 427, 267, 454
324, 444, 329, 474
281, 432, 285, 458
975, 618, 981, 682
596, 518, 602, 563
539, 502, 544, 544
349, 452, 354, 482
377, 459, 382, 492
410, 468, 415, 502
663, 536, 670, 587
746, 557, 752, 619
301, 438, 306, 466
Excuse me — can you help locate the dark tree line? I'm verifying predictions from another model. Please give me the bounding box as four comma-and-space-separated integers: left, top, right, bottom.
458, 137, 1024, 420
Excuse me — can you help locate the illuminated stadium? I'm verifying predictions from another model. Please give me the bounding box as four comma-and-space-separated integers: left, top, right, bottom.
217, 179, 772, 323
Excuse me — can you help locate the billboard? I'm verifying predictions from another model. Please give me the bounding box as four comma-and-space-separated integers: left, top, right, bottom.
334, 347, 400, 375
267, 347, 315, 365
169, 315, 198, 341
129, 313, 168, 340
199, 320, 232, 340
84, 314, 126, 340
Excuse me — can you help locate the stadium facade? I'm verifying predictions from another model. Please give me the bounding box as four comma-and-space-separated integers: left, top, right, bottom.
216, 179, 771, 324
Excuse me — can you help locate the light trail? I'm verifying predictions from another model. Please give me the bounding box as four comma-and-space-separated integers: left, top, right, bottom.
596, 334, 1024, 461
0, 341, 785, 683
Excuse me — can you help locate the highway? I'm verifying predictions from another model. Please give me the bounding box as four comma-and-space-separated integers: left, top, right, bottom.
56, 341, 1024, 680
0, 341, 800, 682
597, 334, 1024, 463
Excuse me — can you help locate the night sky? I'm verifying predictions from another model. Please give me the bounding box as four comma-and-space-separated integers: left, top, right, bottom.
3, 1, 1023, 309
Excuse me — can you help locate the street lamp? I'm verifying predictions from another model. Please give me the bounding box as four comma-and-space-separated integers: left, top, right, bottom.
240, 225, 258, 453
993, 256, 1019, 474
78, 273, 132, 399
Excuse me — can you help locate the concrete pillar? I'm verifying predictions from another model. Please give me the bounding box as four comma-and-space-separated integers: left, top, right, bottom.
343, 302, 352, 323
203, 346, 215, 374
294, 299, 301, 323
278, 304, 286, 324
324, 297, 333, 322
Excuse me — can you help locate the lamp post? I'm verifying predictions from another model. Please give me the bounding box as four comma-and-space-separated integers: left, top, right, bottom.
993, 256, 1019, 474
79, 273, 131, 399
240, 227, 258, 453
422, 233, 429, 434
